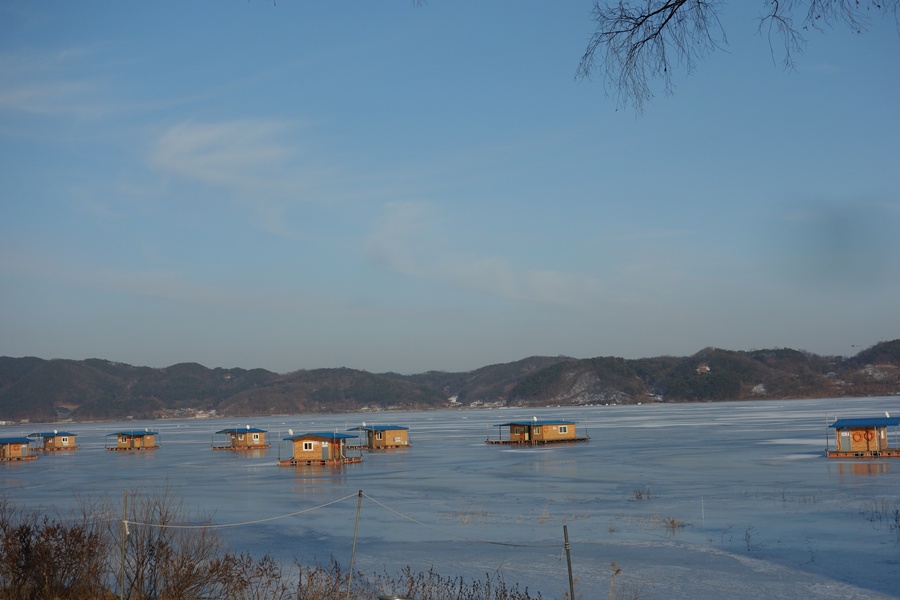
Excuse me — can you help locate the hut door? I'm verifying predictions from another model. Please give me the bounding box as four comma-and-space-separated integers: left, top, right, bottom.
321, 441, 330, 460
518, 426, 528, 442
838, 430, 851, 452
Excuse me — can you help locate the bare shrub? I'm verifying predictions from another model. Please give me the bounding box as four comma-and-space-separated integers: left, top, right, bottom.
369, 565, 542, 600
110, 485, 229, 600
0, 496, 111, 600
218, 553, 294, 600
296, 557, 351, 600
1, 490, 559, 600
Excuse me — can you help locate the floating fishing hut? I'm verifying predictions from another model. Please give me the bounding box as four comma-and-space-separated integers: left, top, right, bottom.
486, 419, 589, 445
278, 432, 362, 466
106, 429, 160, 451
826, 416, 900, 458
28, 430, 78, 451
213, 426, 270, 450
346, 424, 410, 449
0, 437, 37, 461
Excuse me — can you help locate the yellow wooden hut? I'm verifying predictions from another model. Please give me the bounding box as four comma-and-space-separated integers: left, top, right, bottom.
28, 430, 79, 452
346, 424, 410, 449
827, 416, 900, 458
0, 437, 37, 461
279, 431, 361, 466
213, 426, 270, 450
487, 419, 589, 445
106, 429, 160, 451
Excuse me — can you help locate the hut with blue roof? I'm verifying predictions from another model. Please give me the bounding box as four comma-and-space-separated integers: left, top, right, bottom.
346, 424, 410, 449
279, 431, 361, 466
0, 436, 36, 461
106, 429, 160, 451
827, 415, 900, 458
487, 418, 589, 445
213, 426, 270, 450
28, 430, 78, 452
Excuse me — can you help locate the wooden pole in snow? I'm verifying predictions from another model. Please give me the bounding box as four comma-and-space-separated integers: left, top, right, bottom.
564, 525, 576, 600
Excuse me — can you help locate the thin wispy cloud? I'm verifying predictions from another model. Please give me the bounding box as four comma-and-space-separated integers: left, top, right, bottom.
0, 246, 219, 307
0, 80, 99, 116
148, 119, 338, 234
0, 242, 316, 315
0, 48, 109, 118
367, 201, 614, 311
150, 120, 294, 189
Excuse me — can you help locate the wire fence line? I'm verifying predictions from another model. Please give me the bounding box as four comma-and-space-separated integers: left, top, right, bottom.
123, 492, 359, 530
121, 490, 563, 549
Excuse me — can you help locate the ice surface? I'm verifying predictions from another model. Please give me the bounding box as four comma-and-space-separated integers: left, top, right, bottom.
2, 397, 899, 599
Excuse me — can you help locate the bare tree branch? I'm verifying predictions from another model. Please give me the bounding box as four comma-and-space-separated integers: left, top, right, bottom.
580, 0, 900, 111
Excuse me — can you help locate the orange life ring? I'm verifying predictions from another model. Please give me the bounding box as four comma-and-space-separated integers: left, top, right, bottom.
852, 432, 862, 443
11, 444, 20, 452
865, 431, 874, 441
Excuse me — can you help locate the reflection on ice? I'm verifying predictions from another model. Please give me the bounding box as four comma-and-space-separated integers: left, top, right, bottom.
759, 438, 826, 446
768, 453, 821, 461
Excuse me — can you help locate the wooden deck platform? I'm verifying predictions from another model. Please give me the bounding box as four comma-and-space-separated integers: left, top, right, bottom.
356, 444, 411, 450
826, 448, 900, 459
0, 455, 38, 461
486, 437, 590, 446
105, 446, 159, 451
278, 456, 363, 466
212, 445, 271, 451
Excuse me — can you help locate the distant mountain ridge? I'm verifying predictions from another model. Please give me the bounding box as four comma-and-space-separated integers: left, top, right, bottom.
2, 340, 899, 423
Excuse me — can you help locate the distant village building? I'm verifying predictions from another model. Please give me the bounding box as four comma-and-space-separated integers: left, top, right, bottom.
827, 416, 900, 458
28, 431, 78, 451
486, 420, 589, 445
106, 430, 160, 451
0, 437, 37, 461
346, 424, 410, 449
279, 432, 362, 466
213, 427, 270, 450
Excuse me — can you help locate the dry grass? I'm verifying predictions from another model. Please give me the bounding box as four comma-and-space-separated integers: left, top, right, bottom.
860, 496, 900, 541
632, 488, 653, 501
446, 508, 490, 525
0, 494, 545, 600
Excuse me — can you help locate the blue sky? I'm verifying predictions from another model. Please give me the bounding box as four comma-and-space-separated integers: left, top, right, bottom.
2, 2, 899, 374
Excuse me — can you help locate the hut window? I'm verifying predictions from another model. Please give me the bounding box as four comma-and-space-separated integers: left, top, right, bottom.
61, 437, 69, 445
238, 434, 244, 440
120, 436, 127, 444
559, 426, 569, 434
252, 433, 260, 441
534, 427, 542, 434
303, 442, 313, 451
375, 431, 383, 440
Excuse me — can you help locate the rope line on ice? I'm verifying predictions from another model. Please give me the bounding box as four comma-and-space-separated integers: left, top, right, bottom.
124, 492, 359, 530
363, 492, 559, 548
123, 490, 561, 549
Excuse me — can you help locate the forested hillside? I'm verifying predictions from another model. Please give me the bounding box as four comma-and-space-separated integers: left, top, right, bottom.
1, 340, 898, 423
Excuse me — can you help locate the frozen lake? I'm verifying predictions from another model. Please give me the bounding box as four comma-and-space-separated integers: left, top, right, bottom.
3, 396, 900, 599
